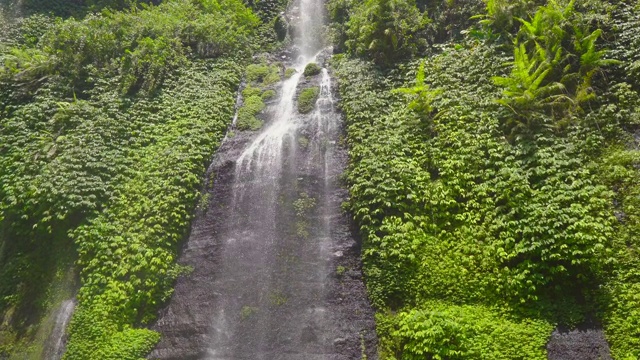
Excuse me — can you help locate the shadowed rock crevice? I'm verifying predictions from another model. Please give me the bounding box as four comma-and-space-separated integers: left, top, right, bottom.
547, 325, 612, 360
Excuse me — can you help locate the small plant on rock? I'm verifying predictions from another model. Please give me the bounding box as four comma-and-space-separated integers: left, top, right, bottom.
297, 86, 320, 114
236, 95, 265, 131
285, 68, 297, 78
303, 62, 321, 77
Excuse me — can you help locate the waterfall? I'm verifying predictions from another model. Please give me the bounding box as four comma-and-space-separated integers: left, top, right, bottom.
43, 299, 75, 360
151, 0, 377, 358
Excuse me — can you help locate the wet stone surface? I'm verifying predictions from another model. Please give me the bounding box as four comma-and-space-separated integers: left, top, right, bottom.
149, 1, 377, 356
547, 326, 612, 360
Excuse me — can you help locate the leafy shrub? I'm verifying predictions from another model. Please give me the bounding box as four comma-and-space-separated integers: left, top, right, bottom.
292, 192, 316, 217
594, 148, 640, 359
246, 63, 271, 82
261, 89, 276, 100
472, 0, 543, 35
607, 1, 640, 89
492, 0, 618, 120
379, 303, 552, 359
344, 0, 428, 67
35, 0, 258, 94
263, 67, 281, 85
242, 84, 263, 98
0, 1, 261, 358
0, 14, 57, 46
236, 95, 265, 130
297, 86, 319, 114
330, 1, 640, 358
60, 60, 242, 359
246, 62, 280, 85
303, 62, 321, 77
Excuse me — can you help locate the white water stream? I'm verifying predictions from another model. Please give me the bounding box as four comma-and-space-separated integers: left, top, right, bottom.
44, 299, 75, 360
151, 0, 376, 358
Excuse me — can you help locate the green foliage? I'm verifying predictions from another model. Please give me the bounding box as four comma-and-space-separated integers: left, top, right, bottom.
242, 84, 263, 98
0, 14, 57, 46
344, 0, 428, 67
268, 291, 287, 306
491, 41, 566, 116
332, 1, 640, 356
284, 67, 296, 78
379, 303, 552, 359
240, 305, 258, 319
473, 0, 541, 34
297, 86, 319, 114
491, 0, 617, 120
292, 192, 316, 217
263, 68, 282, 85
231, 63, 281, 136
30, 0, 257, 94
0, 46, 52, 83
0, 0, 270, 357
391, 61, 441, 120
330, 0, 481, 61
60, 60, 242, 359
236, 95, 265, 131
3, 0, 159, 18
261, 89, 276, 100
610, 2, 640, 87
297, 135, 309, 149
246, 62, 281, 85
246, 64, 270, 82
593, 147, 640, 359
332, 36, 627, 357
120, 36, 186, 94
303, 62, 321, 77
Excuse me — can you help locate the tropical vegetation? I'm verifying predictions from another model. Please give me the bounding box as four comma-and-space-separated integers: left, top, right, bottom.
330, 0, 640, 358
0, 0, 287, 358
2, 0, 640, 358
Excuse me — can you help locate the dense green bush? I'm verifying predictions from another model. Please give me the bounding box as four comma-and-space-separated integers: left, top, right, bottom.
246, 62, 281, 85
303, 62, 321, 76
237, 95, 266, 130
261, 89, 276, 100
378, 302, 552, 359
285, 67, 296, 78
328, 0, 484, 65
491, 0, 618, 122
1, 0, 160, 17
335, 42, 614, 309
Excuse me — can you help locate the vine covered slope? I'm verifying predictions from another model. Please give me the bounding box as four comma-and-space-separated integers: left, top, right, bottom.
330, 0, 640, 358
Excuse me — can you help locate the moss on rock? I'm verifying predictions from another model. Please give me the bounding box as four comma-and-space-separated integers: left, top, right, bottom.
297, 86, 319, 114
303, 62, 321, 77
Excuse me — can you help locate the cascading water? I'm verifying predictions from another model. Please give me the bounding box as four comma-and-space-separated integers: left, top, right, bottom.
151, 0, 377, 358
43, 299, 75, 360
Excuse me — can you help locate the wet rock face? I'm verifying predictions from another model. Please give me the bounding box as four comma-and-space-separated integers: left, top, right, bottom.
547, 327, 612, 360
150, 1, 377, 354
149, 70, 378, 359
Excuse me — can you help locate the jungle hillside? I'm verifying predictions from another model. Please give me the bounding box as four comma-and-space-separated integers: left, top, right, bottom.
1, 0, 640, 359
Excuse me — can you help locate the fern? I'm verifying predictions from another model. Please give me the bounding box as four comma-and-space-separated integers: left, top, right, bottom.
493, 41, 566, 113
392, 61, 441, 117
